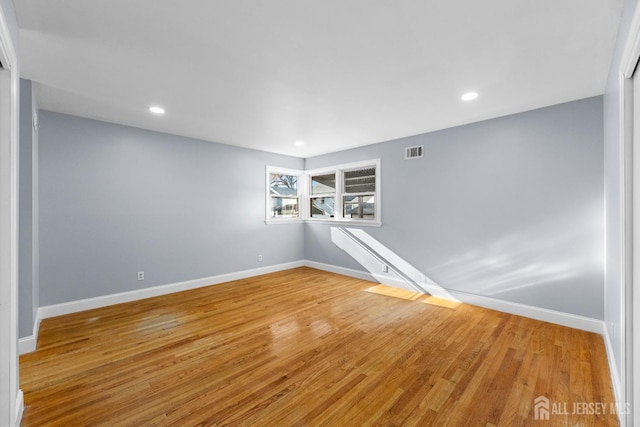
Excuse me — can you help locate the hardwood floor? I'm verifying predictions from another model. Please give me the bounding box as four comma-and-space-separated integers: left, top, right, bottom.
20, 267, 618, 426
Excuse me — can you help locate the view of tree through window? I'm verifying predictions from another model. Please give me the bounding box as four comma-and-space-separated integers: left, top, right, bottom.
270, 173, 298, 218
266, 160, 379, 224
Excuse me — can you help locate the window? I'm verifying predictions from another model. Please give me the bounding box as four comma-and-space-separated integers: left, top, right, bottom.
310, 172, 336, 218
266, 167, 302, 222
266, 159, 380, 226
342, 167, 376, 220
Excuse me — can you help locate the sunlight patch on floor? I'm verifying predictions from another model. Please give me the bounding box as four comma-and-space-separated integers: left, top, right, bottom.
420, 295, 461, 309
365, 285, 461, 308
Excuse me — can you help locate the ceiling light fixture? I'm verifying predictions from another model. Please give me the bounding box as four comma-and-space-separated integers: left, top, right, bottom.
461, 92, 479, 101
149, 106, 165, 114
295, 141, 305, 147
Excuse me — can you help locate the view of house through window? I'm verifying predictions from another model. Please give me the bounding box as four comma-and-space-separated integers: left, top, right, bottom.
343, 167, 376, 219
266, 159, 379, 224
311, 173, 336, 218
269, 173, 299, 218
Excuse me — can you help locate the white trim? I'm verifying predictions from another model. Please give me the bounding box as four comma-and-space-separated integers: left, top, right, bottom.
21, 260, 607, 358
31, 88, 40, 351
18, 335, 38, 356
305, 218, 382, 227
0, 3, 21, 425
21, 261, 364, 356
307, 158, 381, 224
611, 73, 633, 426
19, 335, 36, 355
308, 261, 606, 334
20, 260, 611, 338
264, 219, 305, 225
618, 72, 632, 427
18, 309, 41, 355
265, 165, 304, 224
18, 87, 41, 358
268, 159, 381, 226
36, 261, 305, 322
617, 3, 640, 424
14, 390, 23, 427
305, 159, 380, 176
304, 260, 376, 282
604, 324, 624, 418
448, 289, 605, 334
621, 3, 640, 78
19, 262, 305, 355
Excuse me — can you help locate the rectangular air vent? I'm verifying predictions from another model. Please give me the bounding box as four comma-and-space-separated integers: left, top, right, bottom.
405, 145, 423, 159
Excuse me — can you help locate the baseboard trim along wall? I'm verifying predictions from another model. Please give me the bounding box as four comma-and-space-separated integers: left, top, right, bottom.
19, 261, 305, 354
303, 260, 376, 283
305, 261, 606, 335
18, 309, 41, 354
602, 326, 624, 425
14, 389, 23, 427
20, 260, 606, 355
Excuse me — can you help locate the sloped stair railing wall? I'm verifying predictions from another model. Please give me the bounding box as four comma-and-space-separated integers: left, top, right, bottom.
330, 227, 457, 301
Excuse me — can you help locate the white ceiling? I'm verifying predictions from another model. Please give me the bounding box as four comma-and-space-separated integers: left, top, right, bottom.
14, 0, 623, 158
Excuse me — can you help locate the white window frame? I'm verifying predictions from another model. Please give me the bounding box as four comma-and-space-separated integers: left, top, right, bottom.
309, 170, 337, 220
341, 163, 378, 223
265, 166, 305, 224
306, 159, 381, 226
266, 159, 381, 227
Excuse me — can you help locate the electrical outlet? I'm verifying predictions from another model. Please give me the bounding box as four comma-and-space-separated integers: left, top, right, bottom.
258, 255, 263, 262
137, 271, 144, 281
382, 264, 388, 273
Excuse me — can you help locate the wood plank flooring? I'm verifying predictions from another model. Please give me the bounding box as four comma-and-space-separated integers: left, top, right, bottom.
20, 267, 618, 426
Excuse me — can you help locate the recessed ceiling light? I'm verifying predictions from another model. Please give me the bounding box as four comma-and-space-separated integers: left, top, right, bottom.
295, 141, 305, 147
149, 106, 165, 114
461, 92, 479, 101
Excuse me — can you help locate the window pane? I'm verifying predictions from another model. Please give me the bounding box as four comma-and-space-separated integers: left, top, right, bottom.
270, 174, 297, 196
311, 197, 335, 218
344, 167, 375, 193
271, 197, 299, 218
311, 173, 336, 195
343, 195, 375, 219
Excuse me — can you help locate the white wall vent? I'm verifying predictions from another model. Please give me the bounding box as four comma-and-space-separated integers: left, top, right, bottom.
405, 145, 423, 159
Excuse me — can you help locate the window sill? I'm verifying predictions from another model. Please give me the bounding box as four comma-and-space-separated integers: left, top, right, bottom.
265, 219, 305, 225
265, 218, 382, 227
305, 218, 382, 227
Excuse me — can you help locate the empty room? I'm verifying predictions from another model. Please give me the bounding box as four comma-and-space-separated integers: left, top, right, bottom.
1, 0, 640, 426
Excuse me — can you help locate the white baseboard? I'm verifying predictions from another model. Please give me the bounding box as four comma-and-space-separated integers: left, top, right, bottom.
18, 261, 305, 355
303, 260, 376, 282
19, 309, 41, 355
19, 260, 606, 357
38, 261, 305, 320
18, 335, 36, 355
448, 289, 605, 334
14, 389, 23, 427
307, 261, 606, 334
602, 326, 625, 426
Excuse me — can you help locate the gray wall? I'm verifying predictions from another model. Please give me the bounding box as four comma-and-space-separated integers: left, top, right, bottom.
305, 97, 604, 319
39, 111, 304, 306
19, 78, 38, 338
603, 0, 638, 405
37, 98, 606, 318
